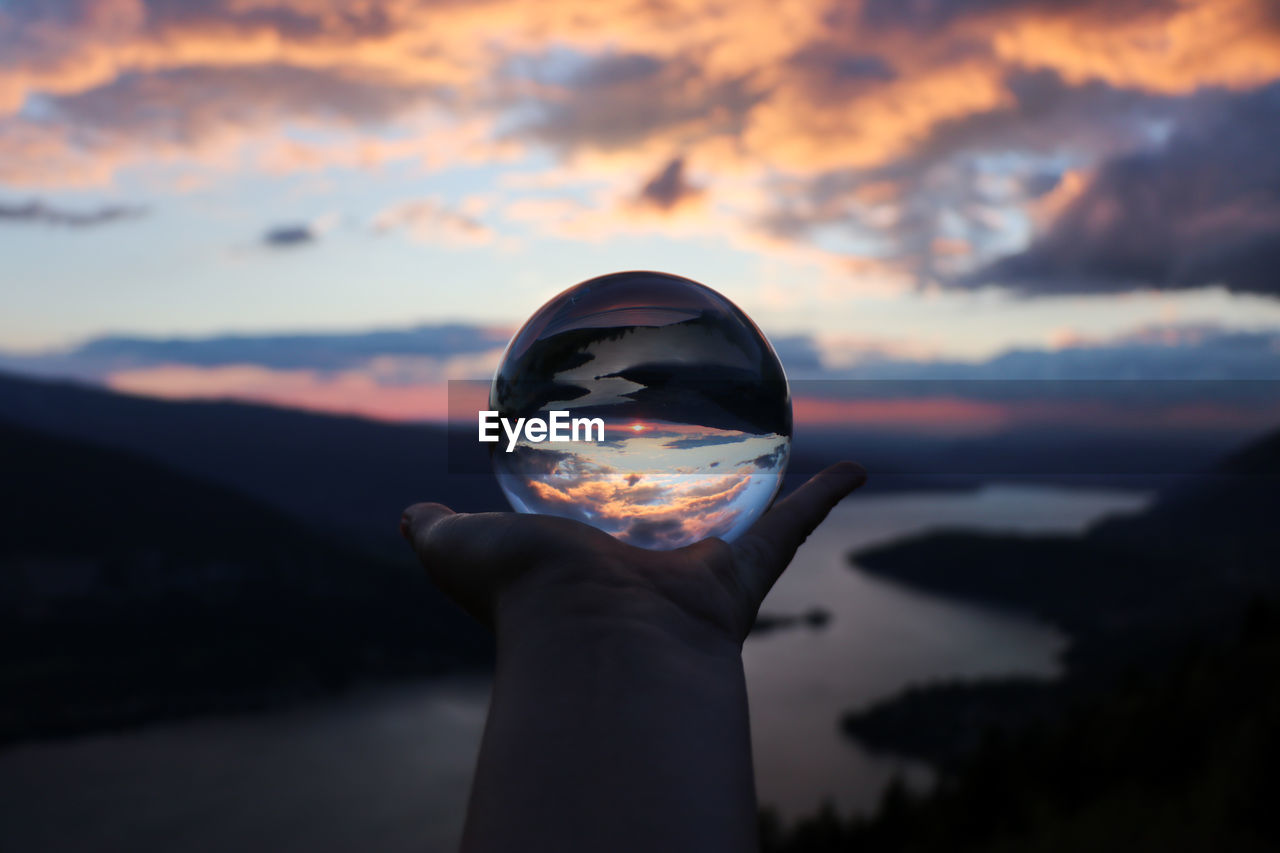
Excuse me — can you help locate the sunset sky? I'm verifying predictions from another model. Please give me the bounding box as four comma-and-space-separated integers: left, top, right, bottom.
3, 0, 1280, 420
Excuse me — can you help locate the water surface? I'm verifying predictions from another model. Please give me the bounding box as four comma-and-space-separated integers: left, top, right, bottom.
0, 486, 1149, 851
745, 485, 1149, 817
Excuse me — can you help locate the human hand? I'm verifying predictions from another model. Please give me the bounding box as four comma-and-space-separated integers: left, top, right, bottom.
400, 461, 866, 652
401, 461, 865, 852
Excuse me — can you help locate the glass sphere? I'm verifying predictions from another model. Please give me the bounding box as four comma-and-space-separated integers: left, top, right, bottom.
490, 271, 792, 549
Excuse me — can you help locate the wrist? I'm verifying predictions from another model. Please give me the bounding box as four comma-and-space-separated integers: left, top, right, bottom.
465, 554, 760, 853
493, 561, 744, 672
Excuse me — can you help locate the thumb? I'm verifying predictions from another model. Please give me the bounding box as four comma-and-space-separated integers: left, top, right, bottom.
398, 503, 526, 626
400, 502, 456, 549
732, 461, 866, 605
400, 502, 465, 594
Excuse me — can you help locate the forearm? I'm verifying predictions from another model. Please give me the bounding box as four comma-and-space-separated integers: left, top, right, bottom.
461, 593, 758, 853
402, 464, 865, 851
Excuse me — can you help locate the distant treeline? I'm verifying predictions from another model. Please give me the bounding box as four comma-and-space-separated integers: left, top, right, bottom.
763, 598, 1280, 852
0, 419, 490, 744
764, 424, 1280, 849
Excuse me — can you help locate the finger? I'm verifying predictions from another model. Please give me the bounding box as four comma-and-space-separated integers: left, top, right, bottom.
400, 502, 478, 590
399, 504, 625, 627
401, 502, 514, 575
732, 461, 866, 602
401, 502, 455, 543
401, 503, 510, 623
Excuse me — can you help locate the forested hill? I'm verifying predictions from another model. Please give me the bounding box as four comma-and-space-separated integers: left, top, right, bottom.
841, 425, 1280, 765
0, 419, 489, 744
853, 425, 1280, 644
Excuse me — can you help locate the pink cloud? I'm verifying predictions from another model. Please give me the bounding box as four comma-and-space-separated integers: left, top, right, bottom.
102, 363, 1280, 436
106, 363, 451, 421
794, 395, 1012, 435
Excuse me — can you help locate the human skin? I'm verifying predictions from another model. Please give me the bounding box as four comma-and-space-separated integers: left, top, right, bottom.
400, 461, 867, 853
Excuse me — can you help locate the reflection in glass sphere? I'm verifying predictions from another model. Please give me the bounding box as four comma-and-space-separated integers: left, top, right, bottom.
491, 271, 792, 550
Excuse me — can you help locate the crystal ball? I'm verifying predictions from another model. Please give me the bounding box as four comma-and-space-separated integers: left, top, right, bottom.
490, 271, 792, 549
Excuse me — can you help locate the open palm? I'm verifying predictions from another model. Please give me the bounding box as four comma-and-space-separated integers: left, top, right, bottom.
400, 461, 866, 647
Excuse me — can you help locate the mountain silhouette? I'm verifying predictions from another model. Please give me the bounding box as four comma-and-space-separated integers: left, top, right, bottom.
853, 426, 1280, 638
843, 425, 1280, 762
0, 419, 488, 744
0, 370, 1252, 517
0, 370, 508, 559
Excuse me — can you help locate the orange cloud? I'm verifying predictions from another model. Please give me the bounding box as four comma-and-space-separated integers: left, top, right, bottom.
993, 0, 1280, 94
522, 463, 755, 547
6, 0, 1271, 188
745, 60, 1012, 172
4, 0, 1279, 301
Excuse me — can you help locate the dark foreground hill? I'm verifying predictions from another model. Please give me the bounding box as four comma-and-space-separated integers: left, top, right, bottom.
0, 371, 1254, 561
0, 371, 508, 559
0, 420, 489, 744
760, 427, 1280, 850
840, 426, 1280, 762
0, 368, 1269, 746
765, 599, 1280, 853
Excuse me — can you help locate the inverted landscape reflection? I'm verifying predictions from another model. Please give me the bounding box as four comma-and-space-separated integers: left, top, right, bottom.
491, 271, 792, 549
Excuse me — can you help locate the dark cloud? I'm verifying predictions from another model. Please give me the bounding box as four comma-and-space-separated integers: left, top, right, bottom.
3, 320, 1276, 411
623, 517, 689, 549
570, 53, 664, 89
0, 199, 145, 227
815, 326, 1280, 381
856, 0, 1016, 31
740, 445, 787, 471
1023, 170, 1063, 198
662, 433, 750, 450
635, 157, 704, 211
15, 0, 394, 38
0, 5, 444, 185
851, 0, 1171, 34
49, 65, 431, 143
768, 334, 825, 373
262, 224, 315, 248
786, 45, 896, 98
68, 324, 511, 371
517, 52, 759, 153
966, 84, 1280, 298
143, 0, 398, 41
758, 69, 1206, 285
502, 446, 586, 481
3, 0, 1279, 307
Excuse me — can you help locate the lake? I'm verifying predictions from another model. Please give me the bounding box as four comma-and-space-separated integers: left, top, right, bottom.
0, 486, 1149, 852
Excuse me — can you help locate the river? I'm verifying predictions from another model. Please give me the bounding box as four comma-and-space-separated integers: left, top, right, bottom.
0, 485, 1149, 852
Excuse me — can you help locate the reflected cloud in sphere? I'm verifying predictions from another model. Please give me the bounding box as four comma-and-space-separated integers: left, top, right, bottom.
491, 271, 792, 549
